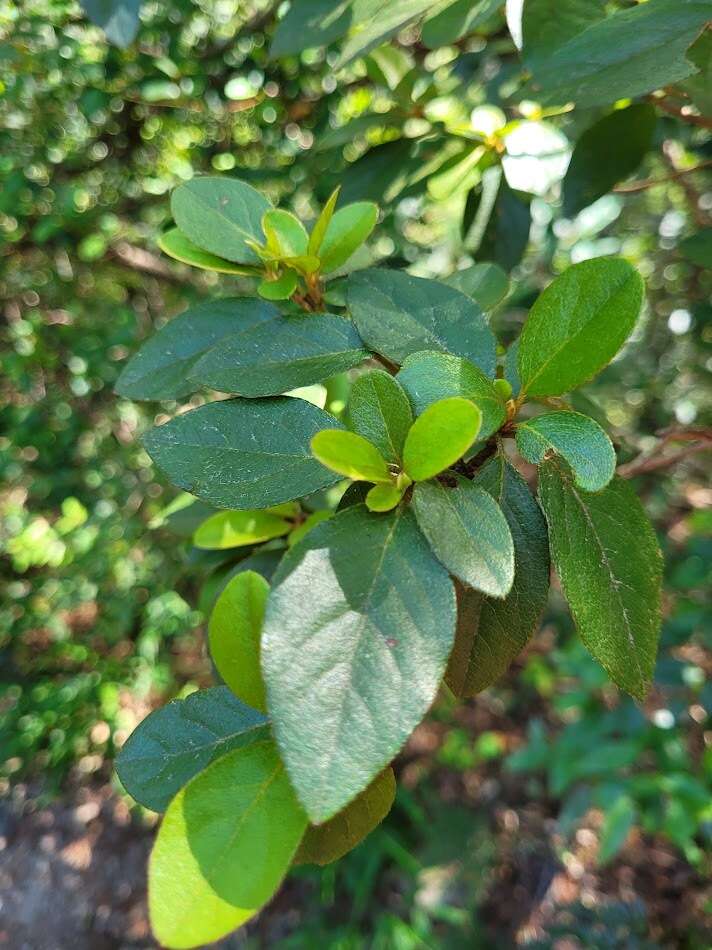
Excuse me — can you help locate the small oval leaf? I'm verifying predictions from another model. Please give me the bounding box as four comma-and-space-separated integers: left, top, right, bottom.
403, 397, 481, 482
311, 429, 392, 483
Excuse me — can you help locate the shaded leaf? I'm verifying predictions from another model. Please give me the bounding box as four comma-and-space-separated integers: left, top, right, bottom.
422, 0, 502, 49
347, 369, 413, 463
443, 262, 510, 311
80, 0, 141, 47
516, 411, 616, 492
678, 227, 712, 267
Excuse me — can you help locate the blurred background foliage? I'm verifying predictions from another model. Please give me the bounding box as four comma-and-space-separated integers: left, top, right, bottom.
1, 1, 711, 946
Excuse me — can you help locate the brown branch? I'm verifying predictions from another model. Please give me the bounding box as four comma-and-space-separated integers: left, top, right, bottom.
109, 242, 190, 284
650, 96, 712, 130
618, 428, 712, 478
614, 159, 712, 194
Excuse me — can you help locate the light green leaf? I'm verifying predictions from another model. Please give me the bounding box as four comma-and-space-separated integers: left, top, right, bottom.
538, 462, 663, 700
171, 177, 271, 265
517, 257, 644, 397
209, 571, 269, 712
443, 263, 510, 311
194, 509, 291, 550
446, 455, 550, 696
319, 202, 378, 274
413, 477, 514, 597
348, 269, 497, 374
258, 270, 299, 300
262, 505, 456, 822
190, 313, 368, 398
115, 687, 268, 812
158, 228, 260, 275
397, 351, 506, 442
678, 227, 712, 267
149, 741, 307, 949
308, 186, 340, 256
311, 429, 392, 483
422, 0, 502, 49
143, 397, 344, 509
115, 298, 279, 402
403, 397, 481, 482
516, 411, 615, 492
427, 146, 485, 201
295, 767, 396, 866
563, 105, 656, 217
262, 208, 309, 259
365, 481, 406, 512
347, 369, 414, 463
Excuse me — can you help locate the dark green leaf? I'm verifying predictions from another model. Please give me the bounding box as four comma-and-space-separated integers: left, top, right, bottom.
681, 30, 712, 116
678, 227, 712, 267
171, 177, 271, 265
539, 462, 662, 700
80, 0, 141, 47
347, 370, 413, 463
115, 298, 278, 401
336, 0, 436, 69
599, 796, 636, 865
422, 0, 502, 49
270, 0, 353, 58
295, 767, 396, 866
190, 313, 368, 397
413, 477, 514, 597
262, 505, 456, 822
443, 263, 510, 311
516, 411, 616, 492
397, 351, 507, 442
465, 167, 531, 272
149, 740, 306, 949
115, 687, 268, 812
446, 455, 550, 696
515, 0, 606, 66
347, 269, 497, 374
563, 105, 656, 217
143, 397, 344, 509
517, 257, 644, 397
403, 397, 481, 482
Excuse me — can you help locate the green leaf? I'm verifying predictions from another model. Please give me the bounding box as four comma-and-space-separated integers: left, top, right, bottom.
443, 263, 510, 311
397, 352, 506, 442
308, 187, 340, 256
538, 463, 663, 700
295, 767, 396, 866
319, 202, 378, 274
422, 0, 502, 49
194, 510, 291, 549
365, 481, 406, 512
310, 429, 392, 483
525, 0, 712, 108
598, 796, 636, 865
115, 298, 279, 402
516, 411, 616, 492
171, 177, 271, 265
366, 45, 414, 90
262, 209, 309, 259
563, 105, 656, 217
115, 687, 268, 812
258, 270, 299, 300
402, 397, 481, 482
413, 477, 514, 598
270, 0, 353, 58
158, 228, 259, 275
149, 741, 307, 949
80, 0, 141, 47
514, 0, 606, 65
262, 505, 456, 822
678, 227, 712, 267
465, 167, 531, 272
446, 455, 550, 696
209, 571, 269, 713
347, 269, 497, 375
427, 145, 485, 201
288, 509, 333, 546
517, 257, 644, 397
347, 370, 413, 463
336, 0, 436, 69
681, 29, 712, 116
189, 313, 368, 398
504, 338, 521, 397
143, 397, 344, 509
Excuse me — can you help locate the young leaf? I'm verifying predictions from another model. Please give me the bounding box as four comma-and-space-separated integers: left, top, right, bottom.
143, 397, 344, 509
538, 462, 663, 700
194, 510, 291, 549
562, 105, 656, 217
413, 477, 514, 598
190, 313, 368, 397
261, 505, 456, 823
295, 767, 396, 866
115, 298, 279, 402
319, 202, 378, 273
516, 411, 616, 492
209, 571, 269, 712
261, 209, 309, 259
310, 429, 392, 483
171, 177, 271, 265
308, 186, 340, 256
158, 228, 259, 275
443, 262, 510, 311
347, 269, 497, 375
446, 455, 550, 696
402, 397, 481, 482
115, 687, 268, 812
517, 257, 644, 397
397, 351, 507, 441
366, 481, 406, 512
347, 369, 414, 463
149, 741, 307, 949
258, 270, 299, 300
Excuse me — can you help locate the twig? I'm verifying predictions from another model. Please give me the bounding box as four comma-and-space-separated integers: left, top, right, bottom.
650, 96, 712, 130
614, 159, 712, 194
618, 428, 712, 478
110, 242, 189, 283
